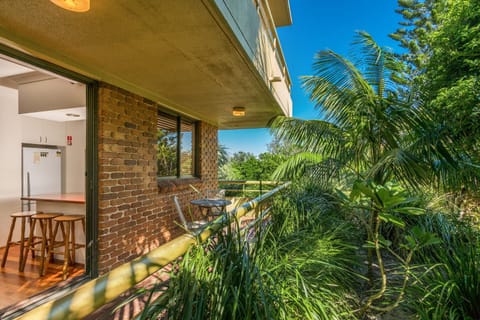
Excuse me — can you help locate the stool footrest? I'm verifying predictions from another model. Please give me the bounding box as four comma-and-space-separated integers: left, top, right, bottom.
52, 215, 86, 280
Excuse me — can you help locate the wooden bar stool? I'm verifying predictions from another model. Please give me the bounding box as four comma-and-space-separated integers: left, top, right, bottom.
20, 213, 63, 276
1, 211, 40, 271
52, 215, 86, 280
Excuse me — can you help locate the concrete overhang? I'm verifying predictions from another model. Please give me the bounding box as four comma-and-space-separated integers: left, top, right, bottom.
267, 0, 293, 27
0, 0, 291, 129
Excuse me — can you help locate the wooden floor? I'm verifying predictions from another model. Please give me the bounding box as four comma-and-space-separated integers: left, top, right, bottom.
0, 245, 84, 311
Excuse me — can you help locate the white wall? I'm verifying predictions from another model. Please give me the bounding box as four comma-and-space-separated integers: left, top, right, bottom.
65, 120, 86, 193
0, 86, 23, 245
0, 86, 22, 202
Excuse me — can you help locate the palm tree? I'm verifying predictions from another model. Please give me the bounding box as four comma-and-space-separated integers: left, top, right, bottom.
270, 31, 478, 313
217, 144, 229, 167
271, 31, 451, 189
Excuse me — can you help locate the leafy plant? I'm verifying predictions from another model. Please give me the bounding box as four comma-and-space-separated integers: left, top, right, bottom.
262, 226, 361, 319
407, 214, 480, 319
138, 181, 363, 319
143, 222, 280, 320
270, 31, 439, 190
265, 184, 363, 319
337, 180, 441, 315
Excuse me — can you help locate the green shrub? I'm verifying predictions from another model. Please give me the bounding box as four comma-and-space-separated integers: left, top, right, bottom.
145, 224, 280, 320
407, 214, 480, 319
265, 181, 362, 319
139, 180, 362, 319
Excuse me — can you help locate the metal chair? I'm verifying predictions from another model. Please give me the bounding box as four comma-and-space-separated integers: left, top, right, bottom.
173, 196, 208, 232
207, 189, 226, 200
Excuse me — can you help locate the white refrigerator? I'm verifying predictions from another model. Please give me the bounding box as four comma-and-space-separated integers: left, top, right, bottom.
22, 145, 63, 198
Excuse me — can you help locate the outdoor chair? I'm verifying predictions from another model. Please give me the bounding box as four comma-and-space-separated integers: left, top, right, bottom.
173, 196, 208, 232
207, 189, 226, 200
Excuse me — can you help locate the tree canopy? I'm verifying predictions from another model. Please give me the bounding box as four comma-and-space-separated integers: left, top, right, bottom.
392, 0, 480, 157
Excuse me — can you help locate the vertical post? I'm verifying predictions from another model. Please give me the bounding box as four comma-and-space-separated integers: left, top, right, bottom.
176, 116, 181, 178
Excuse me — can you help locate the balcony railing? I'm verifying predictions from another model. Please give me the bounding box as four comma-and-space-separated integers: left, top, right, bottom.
13, 182, 291, 320
213, 0, 292, 116
219, 179, 283, 198
257, 0, 293, 116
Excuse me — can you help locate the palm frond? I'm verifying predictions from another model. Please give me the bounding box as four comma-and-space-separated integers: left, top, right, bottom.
271, 32, 471, 191
302, 50, 377, 127
367, 148, 429, 189
309, 157, 353, 186
271, 152, 323, 180
270, 116, 346, 158
353, 31, 405, 97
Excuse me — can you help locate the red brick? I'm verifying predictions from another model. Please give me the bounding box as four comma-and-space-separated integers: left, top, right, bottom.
97, 83, 218, 274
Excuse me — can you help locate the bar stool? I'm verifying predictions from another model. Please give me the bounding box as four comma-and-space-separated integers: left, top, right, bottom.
1, 211, 40, 271
20, 212, 63, 276
52, 215, 86, 280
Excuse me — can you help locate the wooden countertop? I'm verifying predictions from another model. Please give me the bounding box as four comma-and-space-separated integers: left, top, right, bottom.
21, 193, 85, 204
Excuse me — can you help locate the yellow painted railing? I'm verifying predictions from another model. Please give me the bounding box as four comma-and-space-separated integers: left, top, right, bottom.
14, 182, 291, 320
219, 180, 283, 197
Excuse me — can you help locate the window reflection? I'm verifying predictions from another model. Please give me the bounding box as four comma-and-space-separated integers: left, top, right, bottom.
157, 112, 195, 178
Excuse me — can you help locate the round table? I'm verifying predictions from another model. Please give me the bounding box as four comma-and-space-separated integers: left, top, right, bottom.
190, 199, 232, 219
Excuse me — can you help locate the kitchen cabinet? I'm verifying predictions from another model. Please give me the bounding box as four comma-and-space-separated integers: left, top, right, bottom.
21, 116, 66, 146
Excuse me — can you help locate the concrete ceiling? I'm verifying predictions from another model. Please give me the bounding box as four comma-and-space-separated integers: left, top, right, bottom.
0, 0, 288, 129
0, 56, 87, 122
0, 58, 33, 77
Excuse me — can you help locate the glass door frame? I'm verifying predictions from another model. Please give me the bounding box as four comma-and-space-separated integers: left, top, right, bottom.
0, 44, 99, 280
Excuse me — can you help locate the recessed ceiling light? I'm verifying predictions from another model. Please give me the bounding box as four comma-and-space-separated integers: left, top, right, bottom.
232, 106, 246, 117
50, 0, 90, 12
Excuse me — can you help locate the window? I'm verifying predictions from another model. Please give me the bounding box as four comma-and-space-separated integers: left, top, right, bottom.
157, 112, 196, 178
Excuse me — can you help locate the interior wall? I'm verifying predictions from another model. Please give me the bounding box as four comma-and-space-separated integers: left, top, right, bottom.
0, 86, 22, 198
65, 120, 86, 193
0, 85, 22, 246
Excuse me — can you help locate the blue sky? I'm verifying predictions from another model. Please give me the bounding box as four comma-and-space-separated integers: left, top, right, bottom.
219, 0, 402, 156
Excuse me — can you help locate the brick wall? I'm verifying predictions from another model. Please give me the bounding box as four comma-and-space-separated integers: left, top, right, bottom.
97, 83, 218, 274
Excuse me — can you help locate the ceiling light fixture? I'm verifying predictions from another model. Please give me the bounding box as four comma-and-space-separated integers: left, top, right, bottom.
232, 106, 246, 117
50, 0, 90, 12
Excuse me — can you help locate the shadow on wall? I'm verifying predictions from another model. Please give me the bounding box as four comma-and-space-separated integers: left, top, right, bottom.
135, 227, 172, 256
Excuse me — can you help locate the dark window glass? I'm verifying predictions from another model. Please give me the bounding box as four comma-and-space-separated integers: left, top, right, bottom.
180, 120, 195, 176
157, 112, 195, 178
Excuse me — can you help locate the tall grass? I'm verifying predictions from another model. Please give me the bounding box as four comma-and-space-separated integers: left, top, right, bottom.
255, 181, 362, 319
407, 213, 480, 319
146, 223, 280, 320
138, 181, 363, 319
261, 227, 361, 319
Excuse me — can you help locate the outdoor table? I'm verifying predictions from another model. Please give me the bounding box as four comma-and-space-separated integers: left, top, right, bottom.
190, 198, 232, 220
